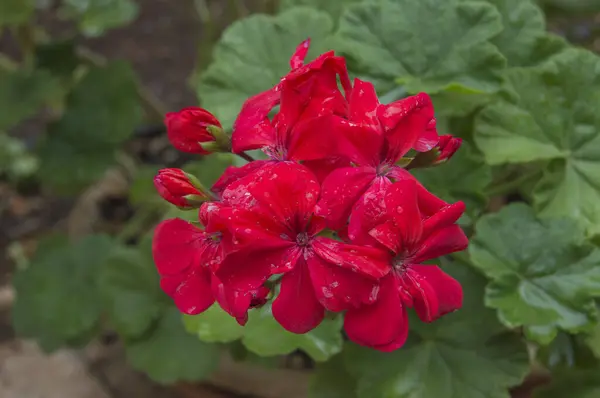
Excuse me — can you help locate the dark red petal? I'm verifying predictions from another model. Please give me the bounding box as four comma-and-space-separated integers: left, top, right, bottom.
216, 247, 296, 291
421, 201, 465, 239
315, 166, 376, 231
368, 221, 402, 254
383, 180, 423, 251
378, 92, 434, 161
348, 177, 391, 247
413, 117, 439, 152
413, 225, 469, 263
401, 264, 463, 322
344, 274, 408, 349
290, 38, 310, 69
272, 260, 325, 333
223, 162, 320, 232
232, 88, 280, 153
307, 250, 382, 312
387, 167, 449, 217
287, 115, 352, 162
211, 275, 256, 326
337, 121, 384, 167
302, 157, 352, 184
348, 78, 381, 128
152, 218, 212, 276
160, 270, 214, 315
211, 160, 274, 197
165, 107, 218, 154
312, 237, 390, 279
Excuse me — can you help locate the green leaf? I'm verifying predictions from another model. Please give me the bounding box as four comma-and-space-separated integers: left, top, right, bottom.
480, 0, 566, 67
242, 304, 343, 361
469, 204, 600, 343
0, 69, 61, 130
35, 40, 80, 81
538, 0, 600, 13
475, 49, 600, 235
37, 61, 142, 192
279, 0, 363, 21
99, 239, 167, 338
12, 234, 114, 351
198, 7, 335, 130
412, 142, 491, 225
129, 165, 163, 207
336, 0, 505, 115
0, 134, 38, 180
184, 153, 234, 188
126, 308, 221, 384
344, 262, 529, 398
533, 367, 600, 398
0, 0, 34, 27
60, 0, 139, 37
309, 354, 358, 398
183, 304, 245, 343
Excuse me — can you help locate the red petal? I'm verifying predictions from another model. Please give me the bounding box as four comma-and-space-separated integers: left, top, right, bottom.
211, 275, 262, 326
290, 38, 310, 69
338, 121, 384, 166
287, 115, 351, 162
302, 157, 352, 184
232, 88, 280, 153
378, 93, 434, 161
348, 79, 381, 128
421, 201, 465, 239
413, 117, 439, 152
307, 249, 382, 312
216, 247, 297, 291
160, 269, 214, 315
413, 225, 469, 263
272, 260, 325, 333
211, 160, 274, 196
401, 264, 463, 322
315, 166, 376, 231
344, 274, 408, 350
368, 221, 402, 254
383, 180, 423, 251
348, 177, 390, 247
312, 237, 390, 279
152, 218, 216, 276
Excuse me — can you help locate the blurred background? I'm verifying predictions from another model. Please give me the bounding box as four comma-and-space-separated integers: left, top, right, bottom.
1, 0, 600, 397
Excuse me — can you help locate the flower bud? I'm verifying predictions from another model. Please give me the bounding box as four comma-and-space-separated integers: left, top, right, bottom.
165, 107, 230, 154
154, 168, 208, 209
407, 135, 462, 169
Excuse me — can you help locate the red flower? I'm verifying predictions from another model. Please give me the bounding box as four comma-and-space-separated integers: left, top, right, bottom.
215, 162, 390, 333
154, 168, 207, 209
435, 134, 462, 164
343, 179, 468, 351
152, 203, 268, 325
315, 79, 439, 230
165, 107, 222, 154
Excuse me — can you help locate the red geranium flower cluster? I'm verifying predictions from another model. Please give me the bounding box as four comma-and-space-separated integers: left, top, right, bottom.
152, 39, 467, 352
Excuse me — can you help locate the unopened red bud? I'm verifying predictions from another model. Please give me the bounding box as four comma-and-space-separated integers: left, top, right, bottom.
407, 134, 462, 169
165, 107, 227, 154
154, 168, 208, 209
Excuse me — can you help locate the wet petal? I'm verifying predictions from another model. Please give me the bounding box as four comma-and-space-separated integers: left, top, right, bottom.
413, 225, 469, 263
211, 276, 270, 326
290, 38, 310, 69
211, 160, 274, 196
348, 78, 380, 127
413, 117, 439, 152
232, 88, 280, 153
383, 180, 423, 251
312, 237, 390, 279
160, 269, 214, 315
421, 201, 466, 239
272, 259, 325, 333
302, 157, 351, 184
344, 274, 408, 350
315, 166, 376, 231
348, 177, 390, 247
401, 264, 463, 322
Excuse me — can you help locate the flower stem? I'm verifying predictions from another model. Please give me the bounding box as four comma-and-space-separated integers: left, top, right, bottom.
237, 152, 255, 163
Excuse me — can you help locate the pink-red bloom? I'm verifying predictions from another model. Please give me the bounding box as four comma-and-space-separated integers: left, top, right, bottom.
344, 180, 468, 351
152, 204, 268, 325
315, 79, 438, 231
215, 162, 389, 333
165, 107, 222, 154
154, 168, 207, 209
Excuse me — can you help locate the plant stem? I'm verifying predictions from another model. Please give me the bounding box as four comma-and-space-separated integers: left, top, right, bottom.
237, 152, 255, 162
485, 168, 543, 197
76, 47, 168, 122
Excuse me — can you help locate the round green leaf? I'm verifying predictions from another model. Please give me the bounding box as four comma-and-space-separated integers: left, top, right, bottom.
469, 204, 600, 343
126, 308, 221, 384
475, 49, 600, 235
99, 240, 167, 338
12, 234, 114, 351
242, 305, 343, 362
344, 262, 529, 398
197, 7, 335, 130
336, 0, 505, 115
183, 304, 245, 343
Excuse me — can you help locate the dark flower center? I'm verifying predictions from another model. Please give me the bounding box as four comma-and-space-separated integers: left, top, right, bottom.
296, 232, 310, 247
